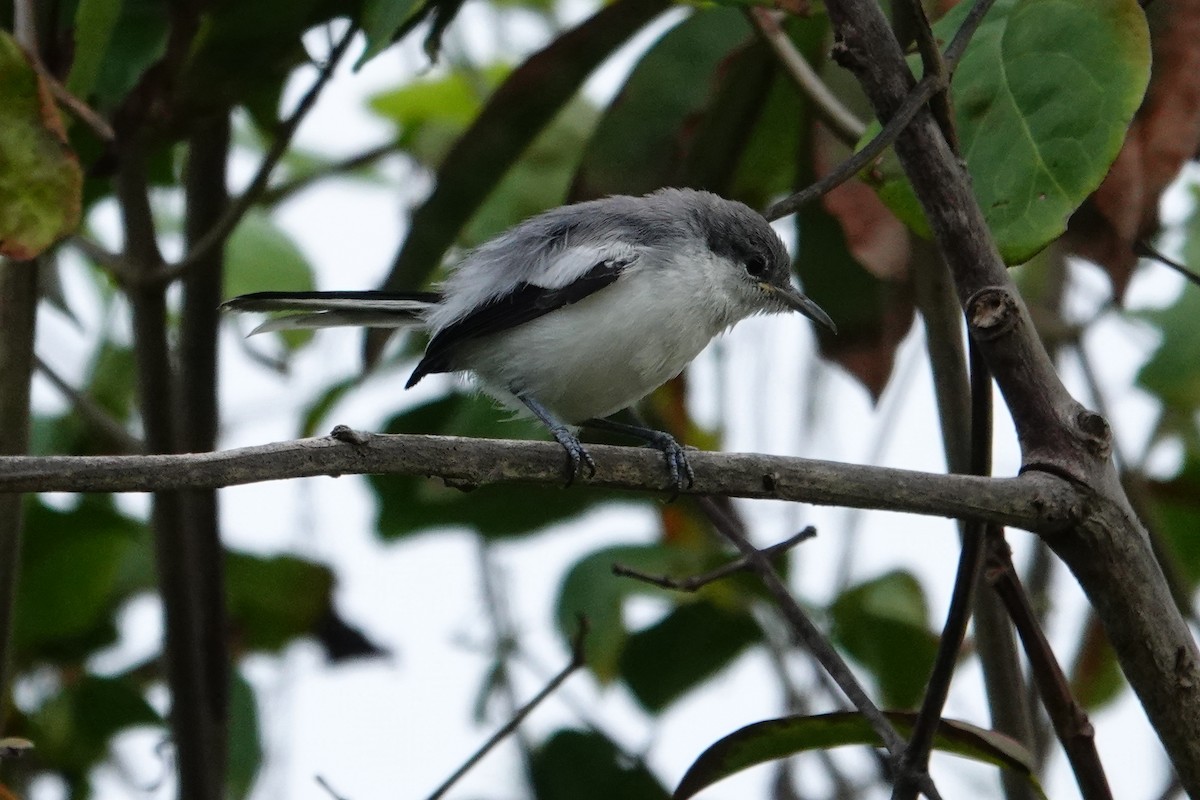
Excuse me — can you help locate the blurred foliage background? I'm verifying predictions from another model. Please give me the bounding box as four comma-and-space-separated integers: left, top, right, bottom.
0, 0, 1198, 797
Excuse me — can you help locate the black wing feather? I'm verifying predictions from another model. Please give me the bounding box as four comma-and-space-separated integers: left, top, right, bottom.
406, 257, 632, 387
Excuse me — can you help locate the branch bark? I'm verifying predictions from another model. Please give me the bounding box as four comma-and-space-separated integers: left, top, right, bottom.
822, 0, 1200, 790
0, 261, 37, 725
0, 430, 1079, 531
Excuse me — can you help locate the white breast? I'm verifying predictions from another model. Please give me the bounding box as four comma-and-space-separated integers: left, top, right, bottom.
454, 250, 745, 422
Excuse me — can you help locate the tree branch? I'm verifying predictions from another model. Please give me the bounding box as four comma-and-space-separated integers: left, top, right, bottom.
746, 7, 865, 145
0, 259, 38, 726
0, 429, 1079, 530
823, 0, 1200, 789
155, 25, 357, 286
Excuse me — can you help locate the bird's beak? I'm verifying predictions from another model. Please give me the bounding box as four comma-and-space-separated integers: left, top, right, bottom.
762, 283, 837, 334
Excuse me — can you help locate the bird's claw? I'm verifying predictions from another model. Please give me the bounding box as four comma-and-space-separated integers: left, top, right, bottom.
650, 433, 694, 497
551, 426, 596, 487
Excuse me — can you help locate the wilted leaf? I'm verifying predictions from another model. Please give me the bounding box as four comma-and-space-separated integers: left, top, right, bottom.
0, 32, 82, 259
674, 711, 1045, 799
1065, 0, 1200, 298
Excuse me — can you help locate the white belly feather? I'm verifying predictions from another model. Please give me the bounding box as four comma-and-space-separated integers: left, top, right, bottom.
453, 254, 741, 422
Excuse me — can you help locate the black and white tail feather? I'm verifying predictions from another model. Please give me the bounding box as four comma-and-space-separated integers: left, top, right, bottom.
221, 291, 440, 334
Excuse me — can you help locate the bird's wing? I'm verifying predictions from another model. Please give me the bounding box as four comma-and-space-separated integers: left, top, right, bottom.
406, 254, 635, 387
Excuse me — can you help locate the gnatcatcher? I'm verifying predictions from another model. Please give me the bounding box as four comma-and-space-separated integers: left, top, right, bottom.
224, 188, 835, 489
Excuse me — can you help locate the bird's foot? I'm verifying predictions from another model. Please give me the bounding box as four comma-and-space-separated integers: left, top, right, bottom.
549, 425, 597, 487
643, 431, 695, 495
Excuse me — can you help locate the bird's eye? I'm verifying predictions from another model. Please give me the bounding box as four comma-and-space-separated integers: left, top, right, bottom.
745, 257, 769, 279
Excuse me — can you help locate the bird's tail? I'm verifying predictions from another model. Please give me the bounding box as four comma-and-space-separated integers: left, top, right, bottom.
221, 291, 439, 334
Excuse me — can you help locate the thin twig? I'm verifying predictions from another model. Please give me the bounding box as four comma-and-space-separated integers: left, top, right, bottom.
746, 7, 865, 145
612, 527, 816, 592
987, 540, 1114, 800
258, 141, 400, 206
34, 355, 144, 453
46, 73, 115, 141
155, 24, 357, 285
764, 0, 998, 222
68, 235, 129, 275
1133, 241, 1200, 288
476, 542, 537, 791
894, 339, 993, 800
315, 775, 351, 800
901, 0, 956, 151
424, 620, 589, 800
695, 497, 943, 800
764, 73, 944, 221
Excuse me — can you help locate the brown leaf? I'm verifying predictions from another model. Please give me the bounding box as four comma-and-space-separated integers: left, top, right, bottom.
1064, 0, 1200, 299
809, 125, 915, 401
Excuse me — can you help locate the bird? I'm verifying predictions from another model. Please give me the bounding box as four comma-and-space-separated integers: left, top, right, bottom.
223, 188, 835, 490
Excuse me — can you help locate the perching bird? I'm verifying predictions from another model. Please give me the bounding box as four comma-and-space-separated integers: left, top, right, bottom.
223, 188, 835, 489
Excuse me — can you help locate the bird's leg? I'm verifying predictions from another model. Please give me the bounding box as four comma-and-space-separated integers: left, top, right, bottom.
516, 393, 596, 486
581, 413, 695, 492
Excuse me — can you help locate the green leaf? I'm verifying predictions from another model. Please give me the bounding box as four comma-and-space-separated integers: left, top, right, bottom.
226, 552, 335, 653
64, 0, 123, 100
15, 497, 151, 659
532, 730, 669, 800
367, 0, 670, 361
1148, 453, 1200, 587
1068, 614, 1124, 711
370, 394, 621, 541
569, 6, 753, 199
556, 544, 703, 682
30, 340, 138, 457
0, 31, 82, 260
173, 0, 327, 121
356, 0, 423, 68
460, 99, 596, 247
1137, 196, 1200, 419
620, 600, 760, 713
27, 675, 161, 777
674, 711, 1046, 800
228, 670, 263, 800
224, 211, 317, 350
866, 0, 1151, 263
829, 570, 938, 708
67, 0, 169, 109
